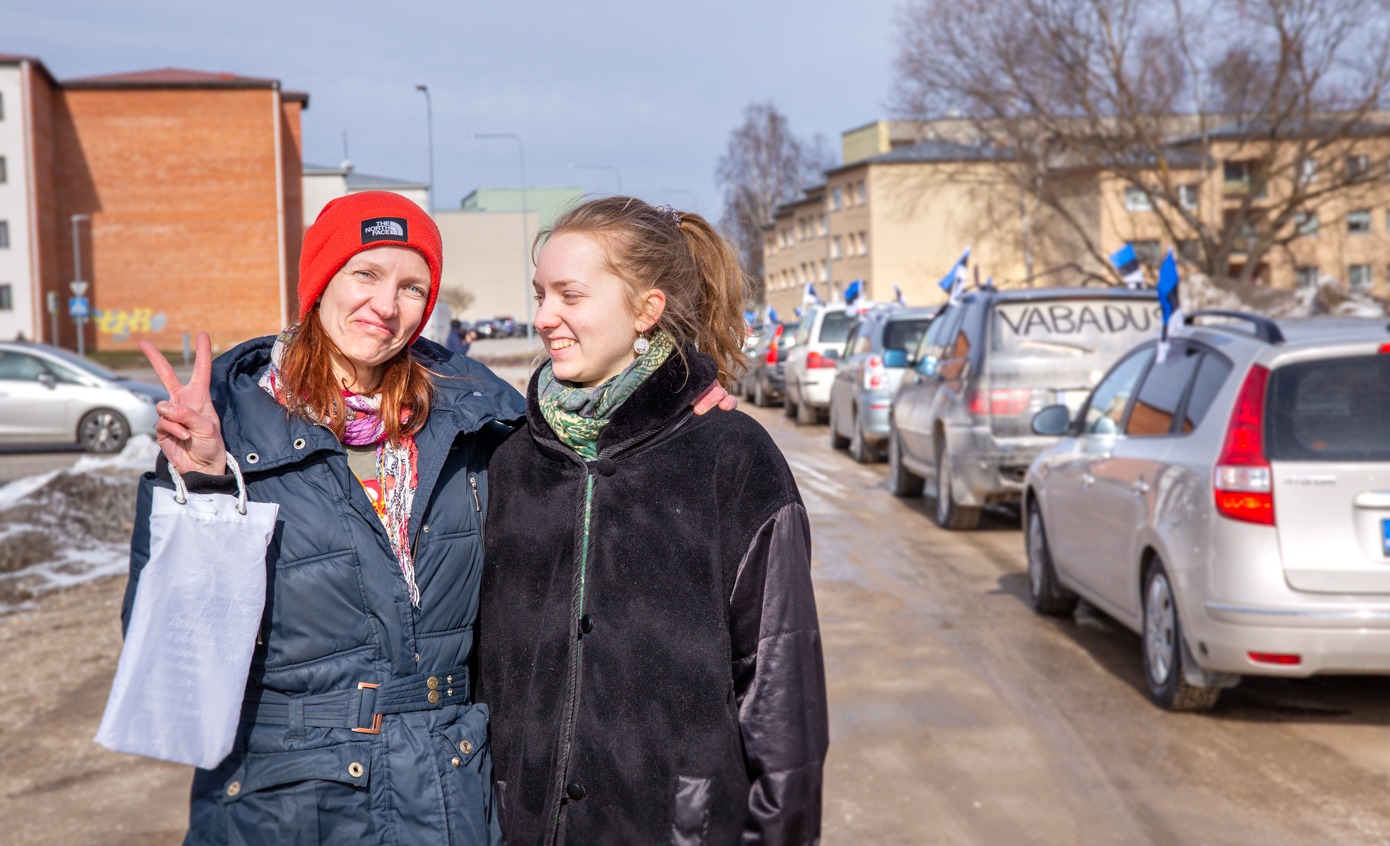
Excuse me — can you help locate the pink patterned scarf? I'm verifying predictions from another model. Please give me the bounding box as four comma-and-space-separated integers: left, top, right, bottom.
259, 327, 422, 607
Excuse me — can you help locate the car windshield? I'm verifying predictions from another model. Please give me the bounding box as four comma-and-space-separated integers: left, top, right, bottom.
987, 298, 1162, 387
817, 310, 853, 344
35, 346, 119, 380
883, 318, 932, 353
1266, 354, 1390, 462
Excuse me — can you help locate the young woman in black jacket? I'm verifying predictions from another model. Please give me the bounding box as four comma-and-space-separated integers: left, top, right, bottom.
477, 197, 828, 846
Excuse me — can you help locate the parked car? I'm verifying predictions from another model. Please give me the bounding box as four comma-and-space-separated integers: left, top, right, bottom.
829, 306, 938, 463
472, 319, 499, 339
1024, 312, 1390, 711
734, 324, 766, 397
742, 322, 799, 407
0, 341, 166, 452
784, 304, 854, 424
888, 287, 1161, 529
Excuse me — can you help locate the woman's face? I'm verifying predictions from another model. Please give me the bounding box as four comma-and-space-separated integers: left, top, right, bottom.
318, 246, 431, 375
533, 232, 662, 388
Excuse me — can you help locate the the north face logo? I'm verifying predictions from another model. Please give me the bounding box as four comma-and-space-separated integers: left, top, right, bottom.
361, 217, 408, 243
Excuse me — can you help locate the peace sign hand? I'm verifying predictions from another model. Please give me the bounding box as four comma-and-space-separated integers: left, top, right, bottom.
139, 332, 227, 477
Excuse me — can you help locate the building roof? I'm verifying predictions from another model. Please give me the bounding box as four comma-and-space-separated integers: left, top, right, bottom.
346, 171, 428, 191
0, 52, 58, 86
1172, 117, 1390, 145
62, 67, 309, 104
827, 138, 1010, 175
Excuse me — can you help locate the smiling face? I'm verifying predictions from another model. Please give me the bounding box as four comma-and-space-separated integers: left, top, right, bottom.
317, 245, 431, 391
533, 232, 665, 387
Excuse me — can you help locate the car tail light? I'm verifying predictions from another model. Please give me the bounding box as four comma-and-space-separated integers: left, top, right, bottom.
1379, 343, 1390, 354
766, 326, 783, 365
1248, 651, 1301, 666
967, 388, 1031, 417
1214, 364, 1274, 526
863, 355, 886, 390
806, 351, 837, 369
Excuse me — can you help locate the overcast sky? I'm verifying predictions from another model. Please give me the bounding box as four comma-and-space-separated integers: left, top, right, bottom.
6, 0, 903, 221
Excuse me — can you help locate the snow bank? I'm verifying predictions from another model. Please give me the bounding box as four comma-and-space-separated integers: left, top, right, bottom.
1183, 273, 1390, 319
0, 435, 159, 613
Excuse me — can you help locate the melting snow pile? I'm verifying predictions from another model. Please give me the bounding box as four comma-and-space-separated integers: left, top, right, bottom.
0, 435, 160, 612
1183, 273, 1390, 319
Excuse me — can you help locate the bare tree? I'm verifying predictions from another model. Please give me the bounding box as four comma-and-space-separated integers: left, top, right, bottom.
890, 0, 1390, 287
716, 102, 836, 300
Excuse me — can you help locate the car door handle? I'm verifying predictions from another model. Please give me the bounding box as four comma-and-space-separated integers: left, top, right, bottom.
1132, 479, 1150, 494
1082, 473, 1095, 487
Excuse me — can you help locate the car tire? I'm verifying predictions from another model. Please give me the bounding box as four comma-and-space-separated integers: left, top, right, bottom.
850, 411, 881, 463
1143, 559, 1222, 712
1026, 500, 1078, 616
829, 399, 850, 448
783, 382, 798, 418
797, 395, 819, 426
754, 379, 769, 408
934, 440, 981, 530
78, 409, 130, 454
887, 426, 924, 497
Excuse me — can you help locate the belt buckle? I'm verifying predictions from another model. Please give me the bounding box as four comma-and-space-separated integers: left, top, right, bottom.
351, 682, 382, 734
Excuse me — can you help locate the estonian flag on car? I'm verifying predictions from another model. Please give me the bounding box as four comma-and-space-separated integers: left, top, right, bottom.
1109, 243, 1145, 288
1155, 247, 1183, 362
894, 284, 908, 306
802, 282, 823, 307
937, 246, 971, 303
767, 306, 779, 324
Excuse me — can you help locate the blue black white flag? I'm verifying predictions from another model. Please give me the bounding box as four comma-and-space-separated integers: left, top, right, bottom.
844, 279, 862, 305
1155, 247, 1182, 362
743, 309, 757, 327
767, 306, 780, 324
802, 282, 823, 307
937, 246, 971, 303
894, 284, 908, 306
1109, 243, 1145, 288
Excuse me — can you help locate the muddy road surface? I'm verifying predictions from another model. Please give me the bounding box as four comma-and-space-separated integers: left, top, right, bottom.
3, 404, 1389, 844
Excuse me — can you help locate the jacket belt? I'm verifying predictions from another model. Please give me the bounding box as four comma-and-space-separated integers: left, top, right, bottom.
241, 665, 469, 735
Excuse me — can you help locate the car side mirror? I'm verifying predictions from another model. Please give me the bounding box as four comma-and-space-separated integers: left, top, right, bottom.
1031, 404, 1071, 436
37, 372, 57, 390
916, 355, 938, 376
882, 349, 908, 368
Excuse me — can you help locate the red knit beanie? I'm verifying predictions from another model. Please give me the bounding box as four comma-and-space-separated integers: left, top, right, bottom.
299, 191, 442, 345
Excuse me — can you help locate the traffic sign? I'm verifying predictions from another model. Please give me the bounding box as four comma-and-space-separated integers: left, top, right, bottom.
70, 282, 88, 296
47, 292, 58, 314
69, 297, 89, 318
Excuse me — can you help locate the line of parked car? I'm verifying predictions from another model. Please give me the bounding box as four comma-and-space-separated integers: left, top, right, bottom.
743, 289, 1390, 712
462, 316, 527, 339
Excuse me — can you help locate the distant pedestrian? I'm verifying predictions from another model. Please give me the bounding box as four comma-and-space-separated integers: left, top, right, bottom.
445, 317, 471, 357
477, 197, 828, 844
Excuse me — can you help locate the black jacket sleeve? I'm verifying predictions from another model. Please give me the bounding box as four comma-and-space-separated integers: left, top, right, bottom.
729, 501, 828, 846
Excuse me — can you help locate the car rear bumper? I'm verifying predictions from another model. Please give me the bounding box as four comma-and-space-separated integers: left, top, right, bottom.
759, 368, 786, 397
1198, 605, 1390, 676
948, 427, 1054, 505
798, 371, 834, 407
859, 397, 894, 442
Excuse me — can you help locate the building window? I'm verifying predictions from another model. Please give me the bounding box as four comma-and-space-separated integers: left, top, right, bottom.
847, 233, 859, 255
0, 285, 10, 311
1177, 239, 1201, 262
0, 156, 6, 184
0, 220, 8, 248
1295, 267, 1320, 289
857, 181, 866, 205
832, 236, 843, 259
1178, 184, 1199, 209
1123, 186, 1153, 211
1349, 264, 1373, 289
1223, 160, 1265, 197
821, 260, 829, 282
1132, 240, 1163, 267
0, 92, 5, 120
1348, 209, 1372, 234
1347, 155, 1371, 179
1298, 158, 1318, 183
1295, 211, 1319, 236
858, 231, 869, 255
831, 187, 843, 211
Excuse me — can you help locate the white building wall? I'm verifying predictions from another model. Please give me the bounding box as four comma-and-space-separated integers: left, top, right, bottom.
0, 65, 36, 341
302, 171, 348, 227
433, 209, 539, 326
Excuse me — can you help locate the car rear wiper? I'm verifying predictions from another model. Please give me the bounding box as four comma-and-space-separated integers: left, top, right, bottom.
1016, 340, 1096, 355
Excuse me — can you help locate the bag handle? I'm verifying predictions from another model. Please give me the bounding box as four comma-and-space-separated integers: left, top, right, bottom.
166, 452, 249, 515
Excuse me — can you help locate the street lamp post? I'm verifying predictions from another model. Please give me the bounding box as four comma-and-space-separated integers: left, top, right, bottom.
415, 85, 434, 212
567, 163, 622, 195
468, 133, 533, 347
71, 213, 90, 355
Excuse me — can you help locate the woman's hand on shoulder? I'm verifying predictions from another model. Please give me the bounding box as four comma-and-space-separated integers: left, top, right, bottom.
140, 332, 228, 476
692, 380, 738, 415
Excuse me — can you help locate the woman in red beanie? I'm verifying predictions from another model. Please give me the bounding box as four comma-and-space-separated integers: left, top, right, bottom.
127, 190, 732, 845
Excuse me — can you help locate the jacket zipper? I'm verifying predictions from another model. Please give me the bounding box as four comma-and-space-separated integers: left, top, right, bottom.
469, 475, 484, 543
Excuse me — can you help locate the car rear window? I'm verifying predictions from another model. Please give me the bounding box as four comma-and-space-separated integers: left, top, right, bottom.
884, 318, 932, 353
1182, 353, 1233, 432
1266, 354, 1390, 462
817, 310, 853, 344
990, 299, 1160, 360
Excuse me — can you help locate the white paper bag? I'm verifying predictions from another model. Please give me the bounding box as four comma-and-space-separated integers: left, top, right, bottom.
96, 455, 278, 770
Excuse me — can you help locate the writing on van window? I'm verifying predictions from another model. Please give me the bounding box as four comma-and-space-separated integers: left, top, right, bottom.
996, 303, 1159, 337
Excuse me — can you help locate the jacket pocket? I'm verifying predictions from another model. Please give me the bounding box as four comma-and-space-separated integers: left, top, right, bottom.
671, 775, 712, 846
435, 702, 499, 846
210, 743, 375, 846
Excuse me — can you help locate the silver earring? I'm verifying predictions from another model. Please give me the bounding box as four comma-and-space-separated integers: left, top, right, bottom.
633, 336, 651, 355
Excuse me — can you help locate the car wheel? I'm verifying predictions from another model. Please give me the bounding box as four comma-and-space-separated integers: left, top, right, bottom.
1026, 501, 1078, 615
850, 411, 881, 463
754, 379, 769, 408
887, 426, 924, 497
78, 409, 130, 454
934, 439, 981, 530
797, 395, 819, 426
829, 399, 850, 448
1143, 560, 1221, 712
783, 382, 798, 418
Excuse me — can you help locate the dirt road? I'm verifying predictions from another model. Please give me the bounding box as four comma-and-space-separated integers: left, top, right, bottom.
4, 403, 1389, 844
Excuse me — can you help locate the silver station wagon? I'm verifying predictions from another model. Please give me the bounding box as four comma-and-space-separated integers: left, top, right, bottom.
1024, 313, 1390, 711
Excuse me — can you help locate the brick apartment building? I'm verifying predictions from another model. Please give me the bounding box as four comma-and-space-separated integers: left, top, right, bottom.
0, 54, 305, 352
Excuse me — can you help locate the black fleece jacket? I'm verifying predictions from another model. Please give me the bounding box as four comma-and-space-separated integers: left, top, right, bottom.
476, 350, 828, 846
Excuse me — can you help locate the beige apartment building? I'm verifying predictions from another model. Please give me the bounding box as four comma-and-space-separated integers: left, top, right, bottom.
763, 118, 1390, 316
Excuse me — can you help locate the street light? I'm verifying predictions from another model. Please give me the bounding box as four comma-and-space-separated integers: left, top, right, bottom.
567, 163, 622, 195
468, 132, 533, 347
415, 85, 434, 212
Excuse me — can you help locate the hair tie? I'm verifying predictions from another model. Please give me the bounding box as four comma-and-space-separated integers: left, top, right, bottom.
656, 204, 682, 227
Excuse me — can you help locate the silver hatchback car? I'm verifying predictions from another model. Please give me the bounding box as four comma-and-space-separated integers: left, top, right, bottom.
0, 342, 165, 452
1024, 312, 1390, 711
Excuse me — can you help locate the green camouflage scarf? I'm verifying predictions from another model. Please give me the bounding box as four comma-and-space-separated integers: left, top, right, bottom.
537, 330, 674, 460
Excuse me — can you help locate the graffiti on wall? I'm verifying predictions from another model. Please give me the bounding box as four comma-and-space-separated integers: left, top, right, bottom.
93, 308, 169, 341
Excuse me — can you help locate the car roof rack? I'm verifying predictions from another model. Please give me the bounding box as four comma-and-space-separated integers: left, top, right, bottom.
1183, 310, 1285, 344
